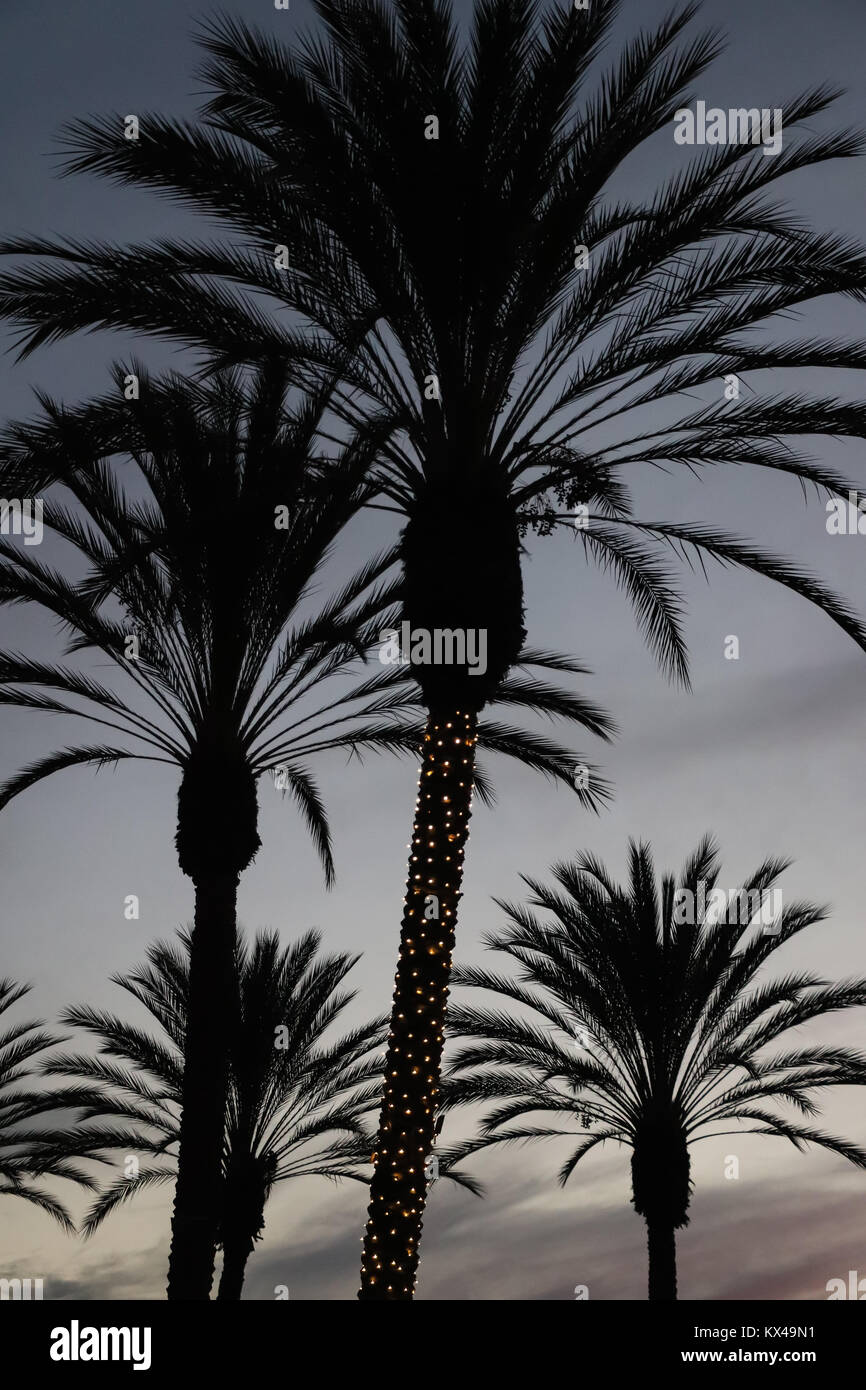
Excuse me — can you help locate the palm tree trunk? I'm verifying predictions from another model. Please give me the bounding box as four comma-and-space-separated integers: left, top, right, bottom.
358, 707, 478, 1299
646, 1216, 678, 1301
217, 1227, 255, 1300
166, 871, 238, 1300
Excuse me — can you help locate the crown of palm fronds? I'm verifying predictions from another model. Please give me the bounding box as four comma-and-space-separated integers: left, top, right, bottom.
2, 2, 866, 680
0, 360, 616, 871
443, 837, 866, 1197
45, 926, 481, 1236
0, 977, 109, 1231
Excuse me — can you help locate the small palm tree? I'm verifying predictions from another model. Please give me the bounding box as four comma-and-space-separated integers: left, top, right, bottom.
0, 978, 104, 1232
444, 837, 866, 1300
4, 2, 866, 1295
0, 360, 609, 1296
46, 928, 479, 1299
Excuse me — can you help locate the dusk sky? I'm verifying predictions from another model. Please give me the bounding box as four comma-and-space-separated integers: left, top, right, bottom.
1, 0, 865, 1300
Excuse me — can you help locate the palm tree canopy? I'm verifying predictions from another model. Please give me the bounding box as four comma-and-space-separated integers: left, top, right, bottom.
0, 360, 616, 881
3, 1, 866, 682
0, 977, 107, 1230
45, 927, 481, 1236
443, 837, 866, 1223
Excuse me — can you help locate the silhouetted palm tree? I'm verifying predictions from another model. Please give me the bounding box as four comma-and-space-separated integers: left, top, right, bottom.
443, 837, 866, 1300
46, 927, 480, 1298
4, 0, 866, 1295
0, 978, 104, 1232
0, 360, 401, 1300
0, 360, 611, 1296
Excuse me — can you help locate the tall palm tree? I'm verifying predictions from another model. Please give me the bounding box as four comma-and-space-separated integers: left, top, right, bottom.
4, 0, 866, 1294
45, 927, 481, 1299
443, 837, 866, 1300
0, 360, 612, 1296
0, 978, 104, 1232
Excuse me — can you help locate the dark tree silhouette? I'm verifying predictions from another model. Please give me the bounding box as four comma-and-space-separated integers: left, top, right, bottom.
3, 0, 866, 1295
44, 928, 481, 1299
0, 360, 611, 1296
443, 837, 866, 1299
0, 978, 105, 1232
0, 361, 402, 1300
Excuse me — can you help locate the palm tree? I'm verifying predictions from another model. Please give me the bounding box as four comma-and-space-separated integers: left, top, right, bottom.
0, 360, 612, 1296
0, 977, 105, 1232
45, 927, 481, 1299
442, 837, 866, 1300
0, 359, 398, 1301
4, 0, 866, 1294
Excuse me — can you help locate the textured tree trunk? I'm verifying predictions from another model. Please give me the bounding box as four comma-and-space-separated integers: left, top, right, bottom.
217, 1226, 255, 1301
646, 1216, 678, 1301
166, 871, 239, 1300
358, 707, 477, 1299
